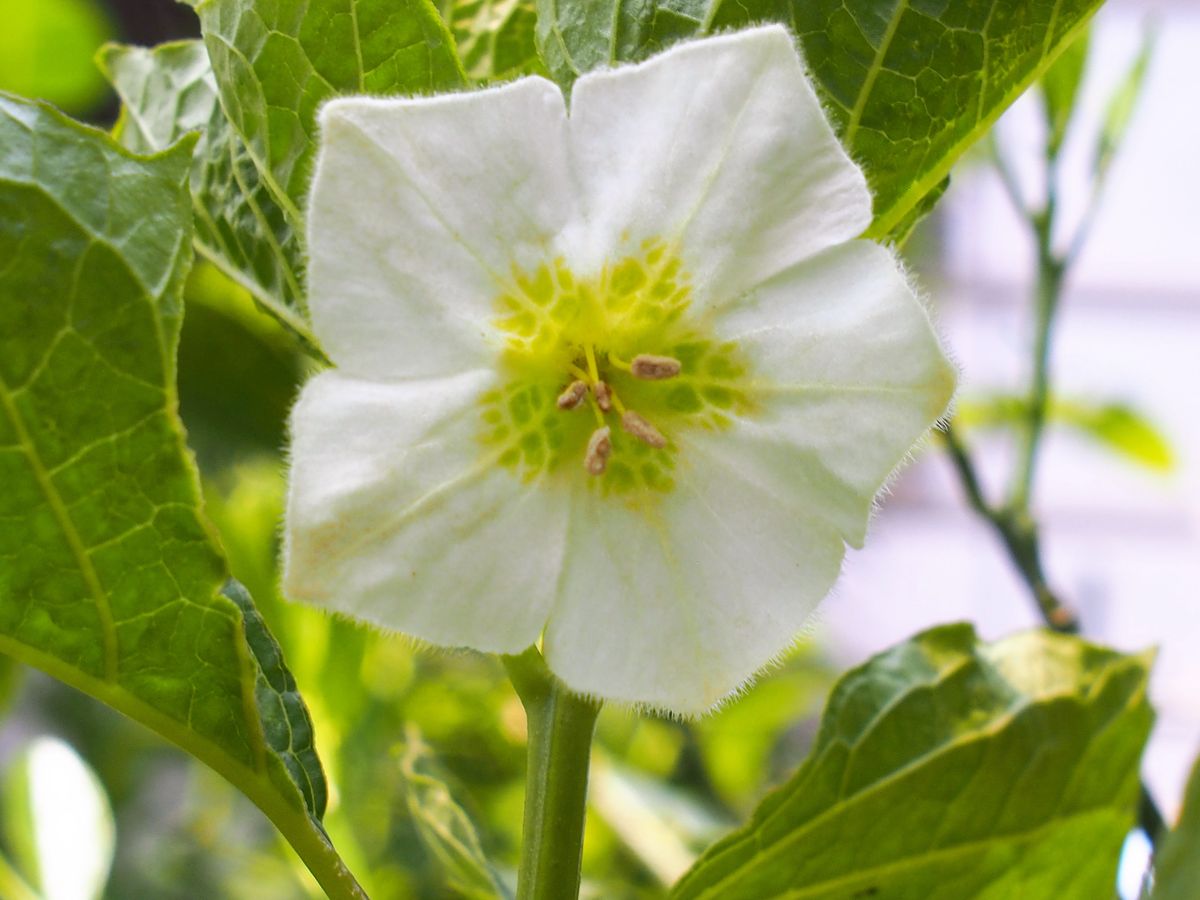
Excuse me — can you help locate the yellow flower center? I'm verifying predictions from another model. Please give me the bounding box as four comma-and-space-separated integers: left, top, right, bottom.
479, 239, 754, 495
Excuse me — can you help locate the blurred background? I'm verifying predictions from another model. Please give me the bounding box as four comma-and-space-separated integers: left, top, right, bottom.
0, 0, 1195, 897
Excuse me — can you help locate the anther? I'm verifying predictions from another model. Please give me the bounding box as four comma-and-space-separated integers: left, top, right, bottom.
584, 426, 612, 475
556, 380, 588, 410
621, 411, 667, 449
631, 354, 682, 380
593, 380, 613, 412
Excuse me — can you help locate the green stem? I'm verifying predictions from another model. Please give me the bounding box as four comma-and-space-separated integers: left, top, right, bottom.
1011, 207, 1066, 512
941, 425, 1078, 633
503, 647, 602, 900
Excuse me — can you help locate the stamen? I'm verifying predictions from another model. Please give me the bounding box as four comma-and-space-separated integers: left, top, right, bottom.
631, 353, 682, 380
621, 411, 667, 449
584, 426, 612, 475
584, 343, 601, 382
556, 380, 589, 410
593, 380, 613, 412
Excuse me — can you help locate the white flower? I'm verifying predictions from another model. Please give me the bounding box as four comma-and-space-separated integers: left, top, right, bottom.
283, 25, 956, 714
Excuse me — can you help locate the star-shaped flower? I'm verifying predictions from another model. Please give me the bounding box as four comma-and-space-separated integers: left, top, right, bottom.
283, 25, 956, 714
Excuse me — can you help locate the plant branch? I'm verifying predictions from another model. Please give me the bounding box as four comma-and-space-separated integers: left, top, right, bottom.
503, 647, 602, 900
940, 425, 1078, 633
939, 132, 1166, 846
1010, 198, 1066, 511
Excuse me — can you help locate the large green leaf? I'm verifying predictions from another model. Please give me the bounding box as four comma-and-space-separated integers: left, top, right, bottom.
192, 0, 467, 228
672, 624, 1153, 899
0, 95, 361, 899
1154, 748, 1200, 900
535, 0, 1106, 238
98, 41, 319, 355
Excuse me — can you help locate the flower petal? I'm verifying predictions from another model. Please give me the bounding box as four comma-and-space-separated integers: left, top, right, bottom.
307, 78, 571, 379
283, 370, 567, 653
564, 25, 870, 306
542, 457, 845, 715
712, 240, 957, 547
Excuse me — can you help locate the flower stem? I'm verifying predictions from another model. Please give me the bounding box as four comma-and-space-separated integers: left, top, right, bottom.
503, 647, 602, 900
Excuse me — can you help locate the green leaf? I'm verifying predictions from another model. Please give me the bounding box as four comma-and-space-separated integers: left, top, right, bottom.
441, 0, 542, 82
1094, 27, 1154, 178
1154, 747, 1200, 900
193, 0, 467, 227
959, 393, 1175, 472
1040, 29, 1090, 157
0, 95, 362, 899
399, 724, 512, 900
671, 624, 1153, 899
535, 0, 1107, 239
0, 0, 114, 113
97, 41, 319, 356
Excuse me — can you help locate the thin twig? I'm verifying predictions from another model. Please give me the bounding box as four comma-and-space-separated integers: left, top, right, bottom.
940, 425, 1078, 633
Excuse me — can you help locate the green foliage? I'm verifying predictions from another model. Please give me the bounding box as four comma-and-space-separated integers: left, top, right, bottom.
400, 726, 513, 899
1154, 747, 1200, 900
672, 624, 1153, 899
0, 0, 113, 113
176, 263, 307, 470
534, 0, 1107, 239
441, 0, 542, 81
98, 41, 316, 352
1095, 27, 1154, 177
1040, 30, 1090, 157
191, 0, 466, 226
959, 393, 1175, 471
0, 96, 357, 897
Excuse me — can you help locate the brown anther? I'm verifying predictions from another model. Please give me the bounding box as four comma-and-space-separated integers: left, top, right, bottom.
621, 411, 667, 449
593, 380, 613, 412
631, 354, 682, 380
556, 379, 589, 410
584, 426, 612, 475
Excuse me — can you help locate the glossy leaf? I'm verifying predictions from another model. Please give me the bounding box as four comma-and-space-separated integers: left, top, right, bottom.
1154, 747, 1200, 900
98, 41, 318, 354
192, 0, 466, 226
441, 0, 542, 81
0, 96, 361, 899
534, 0, 1107, 238
672, 624, 1153, 899
399, 725, 512, 900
